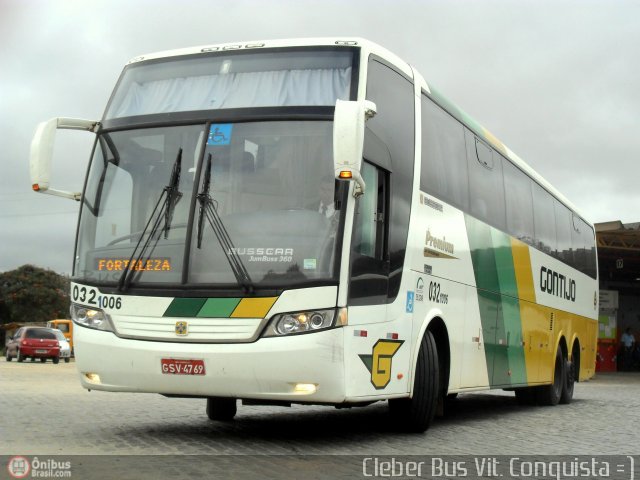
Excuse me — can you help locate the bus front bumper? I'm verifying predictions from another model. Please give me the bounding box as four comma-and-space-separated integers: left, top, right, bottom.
74, 326, 346, 404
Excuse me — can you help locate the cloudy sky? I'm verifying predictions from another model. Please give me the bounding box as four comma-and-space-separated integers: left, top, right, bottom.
1, 0, 639, 274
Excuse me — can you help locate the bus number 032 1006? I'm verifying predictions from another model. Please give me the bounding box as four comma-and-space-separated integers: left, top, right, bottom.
428, 281, 448, 305
72, 285, 122, 310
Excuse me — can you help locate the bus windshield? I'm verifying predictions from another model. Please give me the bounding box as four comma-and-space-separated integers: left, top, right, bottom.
74, 121, 343, 288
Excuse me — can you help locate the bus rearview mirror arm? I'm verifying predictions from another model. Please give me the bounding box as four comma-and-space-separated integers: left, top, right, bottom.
30, 117, 100, 201
333, 99, 377, 197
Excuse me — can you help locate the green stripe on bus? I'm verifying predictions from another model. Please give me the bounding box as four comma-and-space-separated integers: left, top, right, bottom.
465, 215, 527, 386
163, 298, 207, 317
491, 229, 527, 385
197, 298, 241, 318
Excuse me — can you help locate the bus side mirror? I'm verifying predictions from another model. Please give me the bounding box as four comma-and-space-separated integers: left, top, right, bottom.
30, 117, 99, 201
333, 100, 376, 197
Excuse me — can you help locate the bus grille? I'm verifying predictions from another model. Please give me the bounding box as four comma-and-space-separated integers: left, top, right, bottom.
111, 314, 264, 343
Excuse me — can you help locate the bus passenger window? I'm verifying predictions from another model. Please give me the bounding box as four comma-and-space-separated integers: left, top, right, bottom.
466, 131, 506, 231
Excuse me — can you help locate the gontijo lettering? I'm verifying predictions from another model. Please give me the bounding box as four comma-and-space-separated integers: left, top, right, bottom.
540, 266, 576, 302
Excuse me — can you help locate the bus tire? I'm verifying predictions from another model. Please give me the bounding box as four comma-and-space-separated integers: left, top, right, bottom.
389, 330, 439, 433
560, 359, 575, 404
206, 397, 237, 421
537, 348, 564, 406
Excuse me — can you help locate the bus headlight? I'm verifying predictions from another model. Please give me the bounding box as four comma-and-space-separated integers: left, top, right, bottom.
262, 308, 347, 337
70, 304, 115, 332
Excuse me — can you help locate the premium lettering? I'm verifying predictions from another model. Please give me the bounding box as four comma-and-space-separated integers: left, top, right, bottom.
425, 231, 454, 255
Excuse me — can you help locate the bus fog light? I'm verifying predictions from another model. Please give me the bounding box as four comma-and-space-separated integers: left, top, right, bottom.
293, 383, 317, 394
84, 373, 101, 384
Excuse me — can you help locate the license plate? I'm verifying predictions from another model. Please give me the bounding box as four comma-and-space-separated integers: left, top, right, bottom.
161, 358, 205, 375
36, 349, 48, 354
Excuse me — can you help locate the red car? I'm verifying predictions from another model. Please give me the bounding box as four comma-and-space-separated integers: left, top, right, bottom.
5, 327, 61, 364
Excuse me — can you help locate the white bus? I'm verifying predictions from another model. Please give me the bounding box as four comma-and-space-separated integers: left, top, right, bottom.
30, 38, 598, 432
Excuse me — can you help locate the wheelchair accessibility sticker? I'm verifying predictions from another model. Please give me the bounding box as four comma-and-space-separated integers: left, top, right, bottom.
406, 291, 414, 313
208, 124, 233, 146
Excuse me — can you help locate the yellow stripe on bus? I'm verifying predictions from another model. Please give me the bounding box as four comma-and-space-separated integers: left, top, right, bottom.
231, 297, 278, 318
511, 238, 536, 303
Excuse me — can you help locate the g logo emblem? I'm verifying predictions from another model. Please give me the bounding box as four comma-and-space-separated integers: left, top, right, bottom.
359, 339, 404, 389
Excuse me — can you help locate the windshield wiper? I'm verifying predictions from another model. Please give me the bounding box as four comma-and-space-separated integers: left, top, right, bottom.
196, 154, 254, 293
164, 149, 183, 238
118, 149, 183, 292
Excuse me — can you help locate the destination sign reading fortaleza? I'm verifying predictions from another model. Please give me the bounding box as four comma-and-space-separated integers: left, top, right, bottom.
95, 258, 172, 271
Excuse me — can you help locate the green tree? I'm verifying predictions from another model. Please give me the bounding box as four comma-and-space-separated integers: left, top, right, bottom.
0, 264, 70, 325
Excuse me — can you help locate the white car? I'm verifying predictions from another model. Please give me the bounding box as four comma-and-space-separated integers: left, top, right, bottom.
53, 330, 71, 363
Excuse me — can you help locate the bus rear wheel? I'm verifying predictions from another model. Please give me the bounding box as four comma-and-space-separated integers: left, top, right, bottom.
206, 397, 237, 421
560, 358, 575, 404
537, 348, 564, 406
389, 330, 439, 433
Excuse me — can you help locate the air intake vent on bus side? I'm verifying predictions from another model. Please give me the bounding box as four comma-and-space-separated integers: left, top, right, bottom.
549, 312, 555, 331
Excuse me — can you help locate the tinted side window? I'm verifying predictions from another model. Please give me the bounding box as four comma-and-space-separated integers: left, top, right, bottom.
532, 182, 556, 256
554, 200, 573, 265
466, 130, 506, 231
572, 215, 597, 278
420, 96, 469, 210
503, 159, 534, 244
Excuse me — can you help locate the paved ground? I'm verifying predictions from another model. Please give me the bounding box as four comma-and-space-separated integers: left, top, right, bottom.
1, 358, 638, 478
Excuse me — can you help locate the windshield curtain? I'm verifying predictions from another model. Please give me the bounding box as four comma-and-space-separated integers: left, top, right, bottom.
74, 121, 342, 288
106, 50, 353, 119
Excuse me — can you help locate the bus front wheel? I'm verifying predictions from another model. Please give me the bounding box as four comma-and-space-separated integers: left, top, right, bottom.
206, 397, 237, 421
389, 330, 439, 433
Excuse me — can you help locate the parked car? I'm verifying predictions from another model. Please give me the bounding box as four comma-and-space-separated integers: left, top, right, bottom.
52, 329, 71, 363
5, 327, 61, 364
46, 319, 73, 353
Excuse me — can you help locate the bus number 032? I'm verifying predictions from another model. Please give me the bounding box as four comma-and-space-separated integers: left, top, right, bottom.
428, 281, 448, 305
72, 285, 122, 310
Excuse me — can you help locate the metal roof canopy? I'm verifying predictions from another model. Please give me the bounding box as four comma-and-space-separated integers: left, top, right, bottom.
596, 221, 640, 285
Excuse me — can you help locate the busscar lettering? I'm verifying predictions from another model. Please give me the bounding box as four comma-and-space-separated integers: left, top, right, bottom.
539, 266, 576, 302
229, 247, 294, 256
